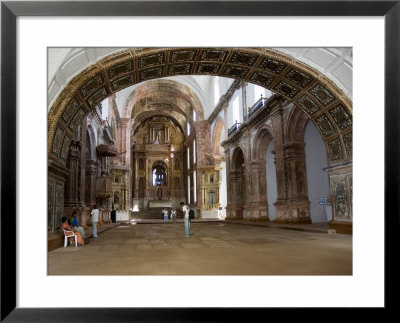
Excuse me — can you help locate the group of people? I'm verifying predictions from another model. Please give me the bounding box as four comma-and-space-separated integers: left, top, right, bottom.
162, 207, 177, 223
61, 202, 192, 248
61, 204, 100, 247
162, 202, 191, 237
61, 211, 86, 247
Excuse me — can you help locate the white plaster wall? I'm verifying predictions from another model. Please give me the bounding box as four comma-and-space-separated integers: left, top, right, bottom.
266, 141, 277, 221
304, 121, 332, 223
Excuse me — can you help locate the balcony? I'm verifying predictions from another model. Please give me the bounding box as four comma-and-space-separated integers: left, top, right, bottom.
228, 121, 241, 137
248, 96, 266, 118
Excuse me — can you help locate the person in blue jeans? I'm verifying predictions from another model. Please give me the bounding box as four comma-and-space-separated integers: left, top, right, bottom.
180, 202, 190, 237
90, 204, 99, 238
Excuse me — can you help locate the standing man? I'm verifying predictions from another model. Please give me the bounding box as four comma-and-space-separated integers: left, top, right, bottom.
90, 204, 99, 238
180, 202, 190, 237
110, 206, 116, 223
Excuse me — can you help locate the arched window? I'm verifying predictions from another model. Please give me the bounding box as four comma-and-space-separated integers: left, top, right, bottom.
152, 165, 167, 186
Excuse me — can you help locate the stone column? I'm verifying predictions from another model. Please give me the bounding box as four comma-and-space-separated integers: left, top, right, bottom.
119, 118, 130, 164
243, 132, 253, 219
224, 147, 235, 219
84, 160, 98, 226
274, 142, 311, 224
79, 118, 87, 206
326, 163, 352, 233
194, 120, 211, 207
223, 105, 228, 139
65, 140, 81, 205
270, 105, 287, 200
247, 160, 269, 220
283, 143, 309, 200
242, 83, 248, 123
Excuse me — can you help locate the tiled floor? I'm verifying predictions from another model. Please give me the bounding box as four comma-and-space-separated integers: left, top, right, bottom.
48, 222, 352, 275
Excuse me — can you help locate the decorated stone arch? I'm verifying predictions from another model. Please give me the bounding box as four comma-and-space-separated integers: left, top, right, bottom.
48, 47, 352, 232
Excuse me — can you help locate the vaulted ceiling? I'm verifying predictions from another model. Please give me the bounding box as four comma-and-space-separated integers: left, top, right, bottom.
48, 47, 352, 166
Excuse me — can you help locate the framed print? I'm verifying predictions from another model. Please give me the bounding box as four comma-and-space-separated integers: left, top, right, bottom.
1, 0, 398, 321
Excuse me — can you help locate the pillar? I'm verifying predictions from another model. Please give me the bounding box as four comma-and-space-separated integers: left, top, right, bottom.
326, 163, 352, 233
274, 142, 311, 224
245, 160, 269, 220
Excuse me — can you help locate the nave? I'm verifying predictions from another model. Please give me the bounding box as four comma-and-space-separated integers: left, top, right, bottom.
49, 221, 352, 275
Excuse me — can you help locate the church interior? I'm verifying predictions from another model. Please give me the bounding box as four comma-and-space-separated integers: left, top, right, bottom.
47, 47, 352, 275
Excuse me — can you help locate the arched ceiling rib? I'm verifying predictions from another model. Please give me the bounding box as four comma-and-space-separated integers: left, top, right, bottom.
48, 47, 352, 166
48, 47, 353, 109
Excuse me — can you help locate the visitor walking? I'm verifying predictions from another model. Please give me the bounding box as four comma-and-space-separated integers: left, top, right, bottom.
180, 202, 190, 237
90, 204, 99, 238
170, 208, 177, 224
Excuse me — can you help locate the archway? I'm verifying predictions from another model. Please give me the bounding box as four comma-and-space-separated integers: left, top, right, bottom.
152, 164, 167, 187
48, 47, 352, 168
47, 47, 352, 231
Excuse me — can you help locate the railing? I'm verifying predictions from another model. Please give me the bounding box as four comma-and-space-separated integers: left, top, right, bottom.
248, 96, 267, 117
228, 121, 241, 137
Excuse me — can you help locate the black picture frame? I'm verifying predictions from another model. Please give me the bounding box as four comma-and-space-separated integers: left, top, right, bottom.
1, 1, 398, 321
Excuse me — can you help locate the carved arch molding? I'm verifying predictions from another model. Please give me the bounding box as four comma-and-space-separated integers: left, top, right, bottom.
48, 47, 352, 166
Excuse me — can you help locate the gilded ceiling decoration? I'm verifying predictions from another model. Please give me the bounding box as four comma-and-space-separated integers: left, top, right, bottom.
249, 71, 275, 88
274, 81, 300, 98
51, 127, 64, 156
328, 104, 352, 130
309, 84, 335, 107
297, 95, 320, 116
315, 114, 336, 137
343, 132, 352, 158
328, 138, 344, 161
61, 98, 80, 123
60, 136, 71, 160
285, 68, 313, 88
48, 47, 352, 165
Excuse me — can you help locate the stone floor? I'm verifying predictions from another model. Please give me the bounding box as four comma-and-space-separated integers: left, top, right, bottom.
48, 221, 352, 275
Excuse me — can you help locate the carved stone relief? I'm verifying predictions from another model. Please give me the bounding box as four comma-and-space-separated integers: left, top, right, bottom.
328, 138, 344, 161
310, 84, 335, 107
